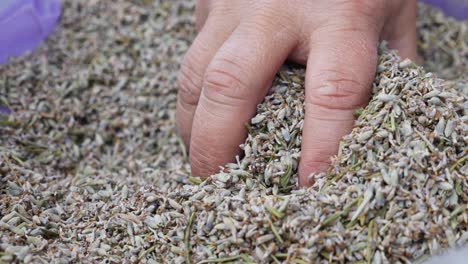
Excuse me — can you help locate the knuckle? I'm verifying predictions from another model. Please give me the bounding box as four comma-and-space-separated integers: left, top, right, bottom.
178, 59, 202, 106
326, 1, 384, 34
189, 145, 218, 176
203, 60, 250, 106
341, 0, 383, 15
307, 70, 369, 110
326, 23, 380, 43
251, 1, 299, 37
303, 159, 331, 169
312, 146, 337, 160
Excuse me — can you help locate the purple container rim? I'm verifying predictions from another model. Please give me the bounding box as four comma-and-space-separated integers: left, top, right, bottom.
421, 0, 468, 20
0, 0, 61, 64
0, 106, 12, 115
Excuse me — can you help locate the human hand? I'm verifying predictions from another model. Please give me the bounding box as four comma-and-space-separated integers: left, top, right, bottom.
176, 0, 417, 186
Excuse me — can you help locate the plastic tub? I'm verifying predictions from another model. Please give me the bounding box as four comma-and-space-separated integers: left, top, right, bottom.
421, 0, 468, 20
0, 0, 61, 63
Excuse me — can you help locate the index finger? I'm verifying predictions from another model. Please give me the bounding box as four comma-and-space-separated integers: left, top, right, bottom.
189, 13, 299, 177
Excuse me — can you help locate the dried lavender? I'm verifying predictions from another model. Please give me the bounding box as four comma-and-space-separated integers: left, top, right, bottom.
0, 1, 466, 263
154, 44, 467, 263
417, 4, 467, 81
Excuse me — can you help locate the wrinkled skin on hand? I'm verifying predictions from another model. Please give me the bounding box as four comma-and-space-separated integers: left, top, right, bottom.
176, 0, 417, 186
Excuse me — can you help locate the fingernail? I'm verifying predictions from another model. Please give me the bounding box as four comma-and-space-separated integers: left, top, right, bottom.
307, 173, 316, 186
298, 173, 314, 188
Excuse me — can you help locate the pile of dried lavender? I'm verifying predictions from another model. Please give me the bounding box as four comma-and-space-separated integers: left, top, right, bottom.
0, 0, 466, 263
198, 44, 466, 263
